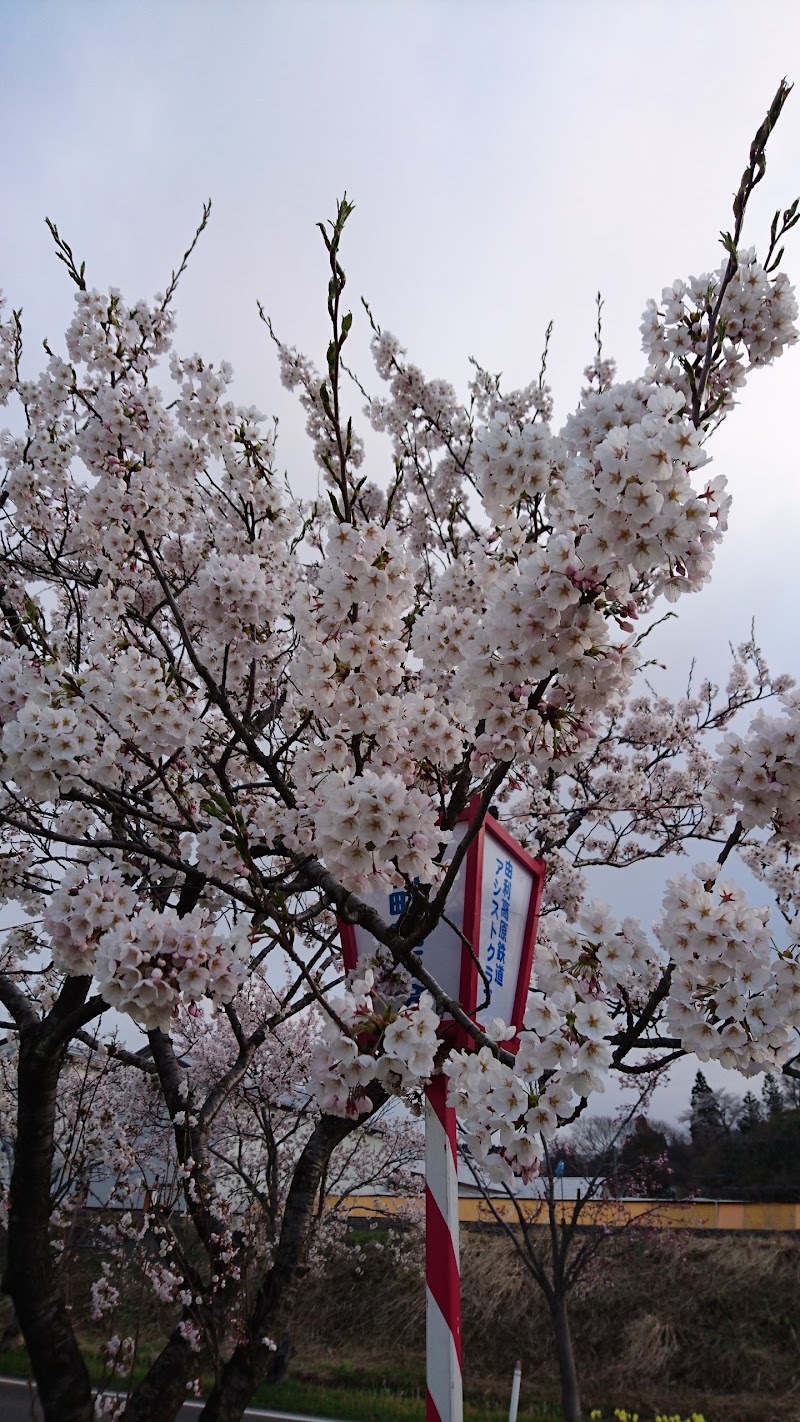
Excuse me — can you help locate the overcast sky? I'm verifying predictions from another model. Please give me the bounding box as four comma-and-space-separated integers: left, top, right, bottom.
3, 0, 799, 1121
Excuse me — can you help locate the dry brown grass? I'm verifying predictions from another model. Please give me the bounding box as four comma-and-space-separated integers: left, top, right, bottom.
294, 1227, 800, 1421
2, 1225, 799, 1419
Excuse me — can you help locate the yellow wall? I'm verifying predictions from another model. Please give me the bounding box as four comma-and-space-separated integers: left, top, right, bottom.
333, 1194, 800, 1231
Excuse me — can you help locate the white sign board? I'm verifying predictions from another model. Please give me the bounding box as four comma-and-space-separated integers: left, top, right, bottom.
475, 831, 534, 1028
351, 822, 469, 1017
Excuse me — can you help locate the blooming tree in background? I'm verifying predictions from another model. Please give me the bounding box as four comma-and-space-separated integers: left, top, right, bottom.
0, 81, 799, 1422
0, 998, 423, 1414
461, 1068, 675, 1422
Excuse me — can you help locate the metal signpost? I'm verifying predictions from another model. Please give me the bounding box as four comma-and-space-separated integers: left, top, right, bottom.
340, 801, 546, 1422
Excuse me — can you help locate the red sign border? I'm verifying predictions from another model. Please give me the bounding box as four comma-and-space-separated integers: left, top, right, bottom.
337, 798, 546, 1056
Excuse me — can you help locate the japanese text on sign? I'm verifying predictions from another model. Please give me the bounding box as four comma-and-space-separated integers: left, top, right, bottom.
387, 888, 426, 1006
486, 856, 513, 988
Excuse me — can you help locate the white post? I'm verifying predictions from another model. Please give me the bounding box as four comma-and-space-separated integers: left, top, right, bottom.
508, 1359, 522, 1422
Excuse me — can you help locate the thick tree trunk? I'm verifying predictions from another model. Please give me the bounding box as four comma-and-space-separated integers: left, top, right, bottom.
196, 1112, 359, 1422
4, 1035, 94, 1422
551, 1292, 581, 1422
124, 1324, 204, 1422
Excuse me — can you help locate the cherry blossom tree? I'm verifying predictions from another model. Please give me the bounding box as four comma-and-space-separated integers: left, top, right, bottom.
0, 80, 799, 1422
0, 995, 422, 1419
461, 1073, 673, 1422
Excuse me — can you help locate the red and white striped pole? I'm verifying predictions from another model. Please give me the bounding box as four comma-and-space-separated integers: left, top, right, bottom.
425, 1073, 463, 1422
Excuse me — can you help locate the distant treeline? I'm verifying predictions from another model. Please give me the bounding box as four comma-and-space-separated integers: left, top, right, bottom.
562, 1071, 800, 1202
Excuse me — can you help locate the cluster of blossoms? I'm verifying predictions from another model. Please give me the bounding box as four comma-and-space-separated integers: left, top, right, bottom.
656, 870, 800, 1074
544, 902, 661, 1000
306, 769, 448, 892
93, 906, 247, 1030
741, 838, 800, 935
564, 386, 727, 601
443, 994, 613, 1185
65, 286, 174, 375
168, 352, 237, 450
642, 250, 798, 404
1, 697, 119, 801
0, 643, 202, 809
476, 379, 725, 610
439, 901, 651, 1180
44, 866, 141, 975
90, 1265, 120, 1323
85, 648, 203, 760
44, 867, 247, 1029
311, 968, 440, 1114
706, 693, 800, 843
474, 414, 560, 524
280, 519, 466, 888
381, 347, 748, 781
185, 552, 283, 668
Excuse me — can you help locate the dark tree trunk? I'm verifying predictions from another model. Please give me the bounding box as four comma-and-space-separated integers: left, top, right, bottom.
124, 1324, 203, 1422
551, 1292, 581, 1422
4, 1034, 94, 1422
196, 1112, 360, 1422
0, 1304, 21, 1347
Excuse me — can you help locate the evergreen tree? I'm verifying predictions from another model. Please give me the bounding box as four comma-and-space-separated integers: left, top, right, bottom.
690, 1071, 726, 1144
617, 1115, 673, 1196
762, 1073, 786, 1120
738, 1091, 763, 1134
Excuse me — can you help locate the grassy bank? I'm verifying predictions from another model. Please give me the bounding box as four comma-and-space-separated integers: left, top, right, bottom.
0, 1346, 557, 1421
2, 1229, 800, 1421
290, 1229, 800, 1422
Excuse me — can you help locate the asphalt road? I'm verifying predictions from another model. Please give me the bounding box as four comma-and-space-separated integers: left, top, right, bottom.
0, 1377, 347, 1422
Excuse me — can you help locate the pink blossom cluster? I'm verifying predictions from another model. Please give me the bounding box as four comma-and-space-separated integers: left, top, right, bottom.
656, 870, 799, 1073
306, 769, 448, 892
444, 990, 611, 1186
289, 520, 417, 719
706, 694, 800, 843
65, 287, 174, 376
741, 839, 800, 932
44, 868, 247, 1029
44, 865, 140, 975
432, 909, 628, 1181
641, 251, 798, 405
474, 413, 560, 523
311, 968, 440, 1114
1, 698, 118, 801
188, 552, 282, 646
544, 901, 659, 998
94, 906, 247, 1030
90, 1265, 120, 1322
0, 642, 202, 807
